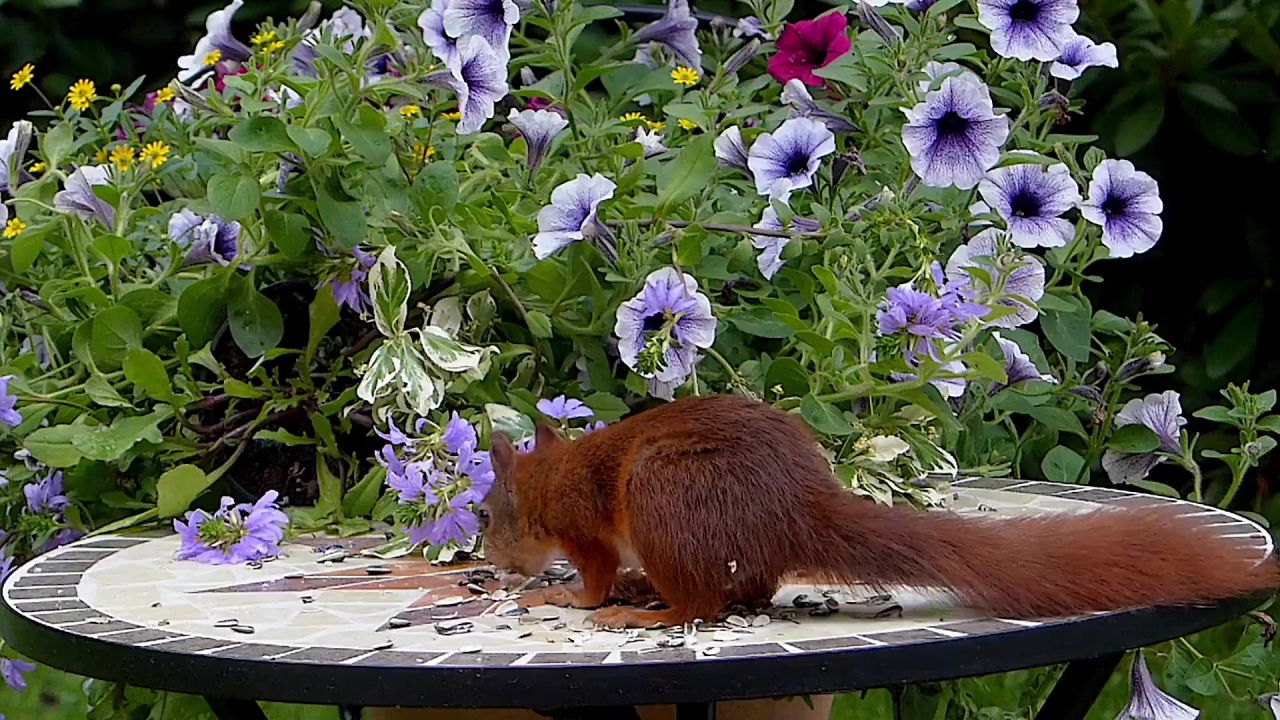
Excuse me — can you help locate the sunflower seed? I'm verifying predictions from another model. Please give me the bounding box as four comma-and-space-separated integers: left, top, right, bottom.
231, 625, 256, 634
436, 619, 474, 636
725, 615, 748, 628
657, 636, 684, 648
700, 646, 722, 656
284, 573, 305, 580
364, 565, 392, 576
494, 600, 524, 617
434, 596, 468, 607
214, 619, 239, 628
388, 618, 412, 629
751, 614, 771, 627
317, 549, 347, 564
873, 604, 904, 619
711, 630, 737, 642
371, 640, 394, 651
791, 594, 819, 608
466, 583, 487, 594
301, 596, 315, 604
516, 631, 533, 639
457, 645, 482, 654
808, 606, 834, 617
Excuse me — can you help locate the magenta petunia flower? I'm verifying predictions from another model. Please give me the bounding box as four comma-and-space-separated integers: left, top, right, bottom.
767, 13, 852, 87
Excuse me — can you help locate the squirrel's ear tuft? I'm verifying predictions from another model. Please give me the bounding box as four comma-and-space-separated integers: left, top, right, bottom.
534, 422, 564, 448
491, 432, 516, 475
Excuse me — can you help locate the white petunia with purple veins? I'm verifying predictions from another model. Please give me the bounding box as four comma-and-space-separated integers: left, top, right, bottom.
533, 173, 618, 261
168, 208, 241, 266
1102, 390, 1186, 485
977, 162, 1081, 248
177, 0, 253, 85
614, 267, 717, 398
508, 108, 568, 173
990, 333, 1056, 394
946, 228, 1045, 327
54, 165, 115, 228
917, 61, 974, 92
747, 117, 836, 199
750, 207, 821, 280
976, 0, 1079, 61
1079, 158, 1163, 258
0, 121, 33, 194
901, 74, 1010, 189
418, 0, 459, 65
1115, 653, 1200, 720
714, 126, 750, 172
631, 0, 702, 69
443, 0, 520, 61
428, 35, 509, 135
1051, 33, 1118, 80
635, 127, 668, 158
780, 79, 858, 134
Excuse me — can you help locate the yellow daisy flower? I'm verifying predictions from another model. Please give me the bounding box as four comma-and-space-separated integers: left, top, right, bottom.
67, 79, 97, 112
400, 104, 422, 118
441, 111, 462, 121
3, 218, 27, 239
140, 141, 171, 169
670, 66, 700, 87
109, 144, 136, 171
94, 147, 109, 163
411, 142, 436, 163
29, 161, 46, 173
154, 86, 176, 103
619, 112, 646, 124
678, 118, 699, 130
265, 40, 287, 54
646, 120, 667, 132
9, 64, 34, 92
204, 49, 223, 66
251, 29, 278, 46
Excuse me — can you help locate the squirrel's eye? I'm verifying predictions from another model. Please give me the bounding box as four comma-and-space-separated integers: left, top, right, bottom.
477, 508, 491, 527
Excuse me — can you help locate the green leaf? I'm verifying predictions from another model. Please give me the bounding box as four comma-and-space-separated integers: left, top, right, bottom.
1041, 446, 1085, 483
286, 125, 333, 157
525, 310, 553, 338
800, 395, 853, 435
583, 392, 630, 422
656, 133, 715, 213
207, 173, 261, 221
91, 305, 144, 370
965, 351, 1007, 384
255, 428, 316, 445
177, 276, 228, 347
1109, 424, 1160, 453
85, 374, 134, 408
486, 402, 535, 441
1041, 298, 1092, 362
314, 171, 366, 247
24, 425, 85, 467
1258, 415, 1280, 434
728, 308, 793, 338
342, 467, 384, 518
228, 116, 296, 153
90, 234, 131, 265
156, 464, 213, 518
124, 348, 175, 403
1192, 405, 1236, 425
305, 287, 341, 368
315, 453, 344, 518
1184, 657, 1220, 696
10, 222, 50, 273
224, 378, 265, 398
41, 122, 75, 168
71, 408, 171, 461
369, 246, 410, 337
1027, 405, 1088, 438
227, 275, 284, 358
337, 105, 391, 164
1128, 479, 1182, 498
765, 357, 810, 396
1113, 96, 1164, 156
264, 212, 311, 257
411, 161, 459, 220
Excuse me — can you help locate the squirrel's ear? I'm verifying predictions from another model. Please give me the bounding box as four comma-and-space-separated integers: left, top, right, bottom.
534, 421, 564, 448
491, 432, 516, 475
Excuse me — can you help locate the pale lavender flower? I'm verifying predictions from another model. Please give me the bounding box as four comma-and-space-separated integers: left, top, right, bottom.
747, 117, 836, 199
631, 0, 702, 69
917, 61, 972, 93
409, 497, 480, 547
443, 0, 520, 62
1102, 390, 1186, 484
330, 247, 376, 313
54, 165, 115, 227
1115, 653, 1199, 720
1258, 694, 1279, 719
441, 412, 478, 453
177, 0, 253, 85
388, 462, 438, 505
36, 528, 84, 555
780, 79, 858, 134
714, 126, 750, 172
1, 659, 35, 692
1080, 159, 1163, 258
901, 75, 1009, 189
1, 375, 21, 428
173, 491, 289, 564
750, 207, 820, 279
990, 333, 1056, 394
418, 0, 459, 65
167, 209, 240, 267
0, 554, 14, 583
1051, 33, 1118, 80
977, 162, 1080, 248
0, 121, 33, 194
877, 265, 987, 362
435, 35, 509, 135
537, 395, 594, 420
907, 0, 939, 11
734, 16, 771, 39
376, 417, 415, 447
508, 109, 568, 173
976, 0, 1079, 61
945, 229, 1045, 327
24, 470, 68, 515
615, 267, 717, 391
635, 127, 668, 158
532, 173, 617, 261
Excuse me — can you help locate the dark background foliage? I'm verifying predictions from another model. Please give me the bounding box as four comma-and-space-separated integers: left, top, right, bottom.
2, 0, 1278, 508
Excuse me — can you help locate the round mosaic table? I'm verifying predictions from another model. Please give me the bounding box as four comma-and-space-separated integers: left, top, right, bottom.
2, 478, 1274, 720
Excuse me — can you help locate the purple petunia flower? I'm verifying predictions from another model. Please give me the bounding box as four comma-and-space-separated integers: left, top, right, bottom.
1050, 33, 1118, 80
430, 35, 509, 135
1102, 390, 1186, 484
443, 0, 520, 62
537, 395, 595, 420
902, 75, 1010, 189
635, 127, 669, 158
54, 165, 116, 227
1, 658, 36, 692
441, 412, 479, 454
168, 209, 241, 267
532, 173, 618, 261
418, 0, 459, 65
508, 109, 569, 173
747, 117, 836, 199
877, 265, 987, 365
1079, 159, 1163, 259
615, 267, 717, 396
0, 121, 33, 194
917, 61, 972, 93
977, 162, 1080, 248
177, 0, 253, 85
750, 207, 821, 279
376, 417, 415, 447
1, 375, 21, 428
714, 126, 750, 172
330, 246, 376, 314
631, 0, 702, 69
906, 0, 939, 10
945, 229, 1045, 327
990, 333, 1056, 394
976, 0, 1079, 61
780, 79, 858, 134
734, 17, 771, 40
173, 491, 289, 565
24, 470, 69, 515
1115, 653, 1199, 720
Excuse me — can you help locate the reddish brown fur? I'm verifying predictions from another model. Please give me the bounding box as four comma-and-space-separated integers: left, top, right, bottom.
484, 395, 1279, 627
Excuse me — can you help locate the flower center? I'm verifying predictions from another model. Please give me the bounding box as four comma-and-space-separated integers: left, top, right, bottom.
637, 311, 682, 375
936, 111, 969, 137
785, 151, 811, 176
1009, 192, 1041, 218
1009, 0, 1039, 21
642, 312, 667, 333
1102, 196, 1128, 217
197, 515, 248, 552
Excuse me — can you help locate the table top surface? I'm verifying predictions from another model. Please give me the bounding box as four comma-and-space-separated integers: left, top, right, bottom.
2, 477, 1274, 709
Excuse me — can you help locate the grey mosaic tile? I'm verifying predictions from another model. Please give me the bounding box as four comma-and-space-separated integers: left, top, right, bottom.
863, 629, 947, 645
101, 629, 183, 645
940, 619, 1025, 636
13, 599, 90, 613
280, 647, 378, 664
526, 652, 611, 665
30, 561, 96, 573
43, 551, 113, 562
437, 652, 525, 666
788, 636, 875, 652
149, 637, 236, 653
211, 644, 296, 660
712, 643, 792, 658
66, 621, 140, 635
79, 539, 147, 549
8, 587, 76, 599
32, 608, 105, 625
13, 573, 82, 587
622, 648, 697, 663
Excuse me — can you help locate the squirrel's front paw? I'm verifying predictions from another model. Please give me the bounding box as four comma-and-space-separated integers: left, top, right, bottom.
542, 585, 592, 608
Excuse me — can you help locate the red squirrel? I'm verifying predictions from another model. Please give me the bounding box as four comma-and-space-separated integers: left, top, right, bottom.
482, 394, 1279, 629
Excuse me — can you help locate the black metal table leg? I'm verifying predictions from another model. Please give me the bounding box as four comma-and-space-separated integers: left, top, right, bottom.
676, 702, 717, 720
1034, 652, 1124, 720
339, 706, 364, 720
204, 697, 269, 720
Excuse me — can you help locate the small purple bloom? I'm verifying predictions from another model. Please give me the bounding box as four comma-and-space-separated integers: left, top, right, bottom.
747, 117, 836, 199
433, 35, 509, 135
1051, 33, 1118, 80
635, 127, 668, 158
1115, 653, 1199, 720
734, 17, 771, 40
1102, 390, 1186, 484
36, 528, 83, 554
901, 75, 1009, 189
408, 497, 480, 547
173, 491, 289, 565
714, 126, 750, 172
1079, 158, 1163, 259
418, 0, 459, 65
508, 108, 569, 173
376, 417, 414, 447
54, 165, 116, 227
0, 554, 13, 583
388, 462, 438, 505
977, 162, 1080, 249
614, 267, 717, 392
441, 412, 478, 453
1, 375, 21, 428
537, 395, 595, 420
455, 445, 494, 502
582, 420, 608, 434
532, 173, 618, 261
1, 658, 36, 692
976, 0, 1079, 61
990, 333, 1056, 394
177, 0, 253, 85
168, 209, 241, 267
24, 470, 69, 515
631, 0, 702, 70
877, 266, 986, 363
946, 228, 1045, 327
780, 79, 858, 134
330, 246, 376, 313
0, 121, 33, 194
750, 207, 820, 279
907, 0, 939, 11
443, 0, 520, 62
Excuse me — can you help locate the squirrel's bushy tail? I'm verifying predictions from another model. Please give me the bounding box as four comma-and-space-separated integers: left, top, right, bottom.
808, 494, 1279, 618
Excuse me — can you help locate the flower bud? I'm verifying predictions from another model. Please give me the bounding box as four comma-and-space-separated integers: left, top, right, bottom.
724, 39, 760, 76
1068, 385, 1104, 405
1082, 361, 1109, 386
1115, 352, 1166, 382
857, 2, 899, 45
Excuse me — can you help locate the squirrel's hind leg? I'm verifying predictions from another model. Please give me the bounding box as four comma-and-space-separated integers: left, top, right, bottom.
587, 605, 691, 629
